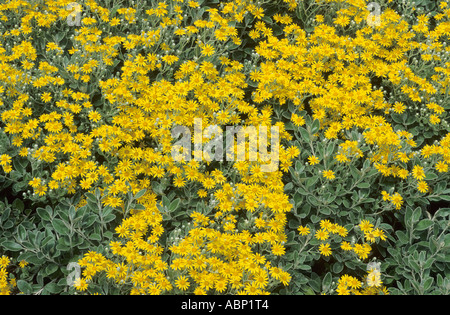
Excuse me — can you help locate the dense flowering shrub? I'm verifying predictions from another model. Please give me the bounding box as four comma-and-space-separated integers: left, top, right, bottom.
0, 0, 449, 295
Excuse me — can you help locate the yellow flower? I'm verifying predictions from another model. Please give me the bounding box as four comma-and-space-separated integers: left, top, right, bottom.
297, 225, 310, 236
19, 260, 28, 268
347, 276, 362, 290
417, 180, 428, 193
353, 243, 371, 260
315, 229, 329, 241
200, 44, 215, 57
291, 113, 305, 126
88, 110, 101, 122
412, 165, 425, 180
435, 161, 448, 173
271, 243, 286, 256
393, 102, 405, 114
0, 255, 10, 268
390, 192, 403, 209
188, 0, 200, 8
359, 220, 374, 233
73, 277, 88, 291
0, 154, 11, 167
161, 55, 179, 65
319, 243, 332, 256
373, 228, 386, 241
175, 276, 190, 291
341, 241, 353, 251
322, 169, 335, 180
41, 92, 52, 103
308, 155, 320, 165
319, 219, 333, 231
381, 190, 390, 201
367, 269, 382, 287
430, 114, 440, 125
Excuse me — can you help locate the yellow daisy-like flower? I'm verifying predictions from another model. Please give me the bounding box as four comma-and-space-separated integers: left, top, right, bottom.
291, 113, 305, 126
297, 225, 310, 236
322, 169, 335, 180
73, 277, 88, 291
412, 165, 425, 180
200, 44, 215, 57
175, 276, 190, 291
367, 269, 382, 287
315, 229, 329, 241
359, 220, 374, 233
390, 192, 403, 209
319, 219, 333, 231
41, 92, 52, 103
417, 180, 428, 193
435, 161, 448, 173
341, 241, 353, 251
319, 243, 332, 256
429, 114, 440, 125
308, 155, 320, 165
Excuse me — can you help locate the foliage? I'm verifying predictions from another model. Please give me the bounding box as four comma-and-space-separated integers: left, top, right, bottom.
0, 0, 449, 295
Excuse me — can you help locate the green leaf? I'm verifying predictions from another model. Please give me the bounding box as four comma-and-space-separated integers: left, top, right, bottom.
2, 220, 14, 229
310, 214, 321, 223
293, 192, 302, 207
134, 189, 147, 200
284, 182, 294, 192
356, 182, 370, 189
132, 203, 146, 211
17, 224, 27, 241
332, 262, 344, 273
69, 205, 76, 221
2, 241, 23, 251
423, 277, 434, 292
299, 127, 310, 142
306, 176, 318, 187
82, 214, 97, 228
17, 280, 33, 294
325, 142, 335, 157
438, 195, 450, 201
298, 264, 311, 271
12, 198, 24, 212
415, 219, 434, 231
44, 263, 59, 277
395, 230, 409, 244
322, 272, 332, 291
405, 206, 413, 225
90, 233, 101, 241
1, 208, 11, 222
412, 207, 422, 223
307, 195, 319, 206
37, 206, 52, 221
168, 198, 181, 212
56, 243, 70, 252
103, 213, 116, 223
85, 192, 97, 203
45, 282, 62, 294
52, 218, 70, 235
311, 119, 320, 135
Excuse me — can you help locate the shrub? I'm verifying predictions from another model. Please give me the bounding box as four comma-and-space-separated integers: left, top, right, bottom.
0, 0, 449, 295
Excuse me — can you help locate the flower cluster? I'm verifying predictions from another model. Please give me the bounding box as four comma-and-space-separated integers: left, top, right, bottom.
1, 0, 449, 296
298, 219, 386, 260
0, 256, 12, 295
336, 269, 389, 295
